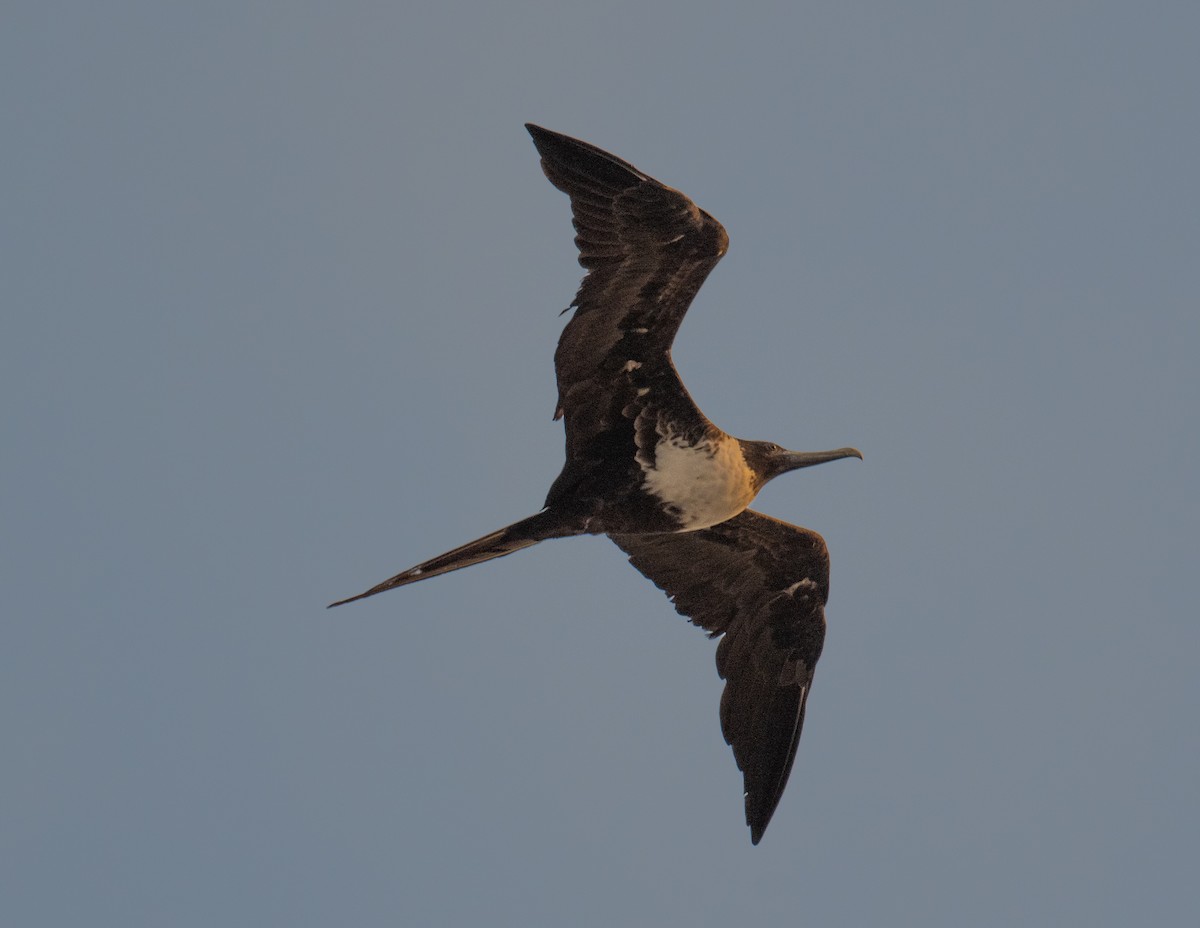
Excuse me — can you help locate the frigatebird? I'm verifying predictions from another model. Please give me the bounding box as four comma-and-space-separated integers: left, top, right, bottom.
332, 124, 861, 844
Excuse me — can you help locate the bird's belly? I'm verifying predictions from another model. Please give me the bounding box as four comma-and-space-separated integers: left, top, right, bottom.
640, 434, 756, 531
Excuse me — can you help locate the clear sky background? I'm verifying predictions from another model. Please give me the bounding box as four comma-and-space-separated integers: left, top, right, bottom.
4, 3, 1198, 925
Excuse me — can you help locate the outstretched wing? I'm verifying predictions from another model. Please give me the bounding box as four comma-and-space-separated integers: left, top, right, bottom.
526, 124, 728, 463
611, 509, 831, 844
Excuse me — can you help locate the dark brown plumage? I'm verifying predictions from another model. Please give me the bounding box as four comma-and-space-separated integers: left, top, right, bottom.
331, 124, 861, 844
613, 510, 830, 844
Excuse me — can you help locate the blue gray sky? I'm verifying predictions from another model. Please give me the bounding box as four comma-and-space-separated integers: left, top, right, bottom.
4, 3, 1198, 925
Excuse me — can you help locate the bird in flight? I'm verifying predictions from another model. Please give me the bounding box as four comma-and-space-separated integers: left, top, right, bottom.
332, 124, 861, 844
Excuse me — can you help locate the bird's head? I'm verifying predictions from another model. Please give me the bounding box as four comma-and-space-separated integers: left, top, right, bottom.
741, 440, 863, 492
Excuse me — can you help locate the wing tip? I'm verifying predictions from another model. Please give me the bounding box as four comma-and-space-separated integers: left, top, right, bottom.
524, 123, 649, 189
746, 799, 778, 846
524, 122, 551, 143
524, 122, 577, 161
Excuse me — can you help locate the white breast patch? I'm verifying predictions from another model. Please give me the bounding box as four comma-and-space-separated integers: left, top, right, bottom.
640, 428, 756, 530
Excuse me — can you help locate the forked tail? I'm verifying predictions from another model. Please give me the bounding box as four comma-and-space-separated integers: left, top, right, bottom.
328, 510, 561, 608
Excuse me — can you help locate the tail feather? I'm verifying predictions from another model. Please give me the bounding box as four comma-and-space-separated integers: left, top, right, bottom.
329, 510, 559, 607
